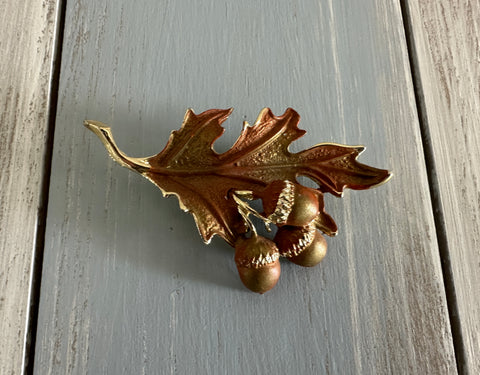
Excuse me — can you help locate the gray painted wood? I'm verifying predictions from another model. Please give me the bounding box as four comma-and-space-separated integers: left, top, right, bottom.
0, 0, 60, 373
35, 0, 456, 373
405, 1, 480, 373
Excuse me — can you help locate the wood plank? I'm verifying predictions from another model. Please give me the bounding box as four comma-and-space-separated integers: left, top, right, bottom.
403, 1, 480, 373
0, 0, 61, 373
34, 0, 456, 373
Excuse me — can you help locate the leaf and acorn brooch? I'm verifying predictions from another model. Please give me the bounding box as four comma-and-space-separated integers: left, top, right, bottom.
85, 108, 391, 293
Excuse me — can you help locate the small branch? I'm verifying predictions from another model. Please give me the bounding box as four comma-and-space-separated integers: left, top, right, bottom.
231, 191, 273, 234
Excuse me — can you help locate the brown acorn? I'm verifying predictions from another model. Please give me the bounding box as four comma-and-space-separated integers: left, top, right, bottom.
234, 235, 281, 294
274, 224, 327, 267
257, 180, 319, 227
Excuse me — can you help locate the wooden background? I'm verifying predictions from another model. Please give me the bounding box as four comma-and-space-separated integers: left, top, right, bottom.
1, 0, 478, 374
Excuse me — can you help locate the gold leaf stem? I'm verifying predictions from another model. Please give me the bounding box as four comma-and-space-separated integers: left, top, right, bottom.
84, 120, 151, 173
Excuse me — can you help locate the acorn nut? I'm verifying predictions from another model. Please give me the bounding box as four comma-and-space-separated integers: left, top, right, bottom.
259, 180, 319, 227
234, 235, 281, 294
274, 224, 327, 267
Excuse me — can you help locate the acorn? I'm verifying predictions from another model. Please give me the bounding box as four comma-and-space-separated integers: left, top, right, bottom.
274, 224, 327, 267
257, 180, 319, 227
234, 235, 281, 294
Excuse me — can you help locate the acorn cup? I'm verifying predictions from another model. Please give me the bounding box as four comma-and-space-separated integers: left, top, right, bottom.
255, 180, 320, 227
274, 224, 327, 267
234, 235, 281, 294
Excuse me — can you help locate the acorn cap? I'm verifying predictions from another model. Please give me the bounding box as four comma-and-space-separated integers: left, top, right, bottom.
261, 180, 296, 224
288, 230, 327, 267
260, 180, 319, 226
274, 224, 316, 258
234, 235, 280, 268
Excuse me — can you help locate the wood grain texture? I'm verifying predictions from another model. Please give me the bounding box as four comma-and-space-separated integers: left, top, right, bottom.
35, 0, 456, 373
404, 1, 480, 373
0, 0, 60, 373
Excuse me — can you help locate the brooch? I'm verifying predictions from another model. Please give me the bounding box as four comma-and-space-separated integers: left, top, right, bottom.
85, 108, 391, 293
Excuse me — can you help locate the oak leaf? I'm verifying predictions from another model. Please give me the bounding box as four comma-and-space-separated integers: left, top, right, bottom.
85, 108, 390, 245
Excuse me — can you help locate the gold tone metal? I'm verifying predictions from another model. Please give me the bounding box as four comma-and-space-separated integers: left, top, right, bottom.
266, 180, 296, 224
234, 238, 280, 268
231, 193, 270, 234
276, 223, 316, 258
85, 107, 391, 293
260, 180, 320, 227
234, 235, 281, 294
274, 224, 327, 267
289, 230, 327, 267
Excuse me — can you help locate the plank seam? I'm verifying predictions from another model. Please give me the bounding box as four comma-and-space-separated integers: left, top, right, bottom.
398, 1, 466, 374
23, 0, 68, 373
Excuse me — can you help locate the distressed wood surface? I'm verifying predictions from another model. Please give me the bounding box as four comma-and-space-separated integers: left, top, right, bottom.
404, 1, 480, 373
34, 0, 456, 373
0, 0, 60, 373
